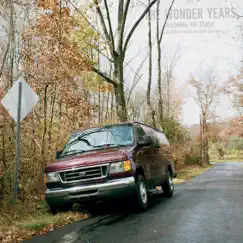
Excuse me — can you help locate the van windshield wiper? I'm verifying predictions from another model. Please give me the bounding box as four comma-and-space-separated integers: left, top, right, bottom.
64, 128, 105, 151
61, 150, 86, 157
93, 143, 127, 148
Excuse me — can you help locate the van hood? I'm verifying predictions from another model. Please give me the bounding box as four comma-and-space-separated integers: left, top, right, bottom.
45, 146, 133, 173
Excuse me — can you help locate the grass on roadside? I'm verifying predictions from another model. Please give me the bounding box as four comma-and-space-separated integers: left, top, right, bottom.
173, 165, 212, 184
22, 211, 88, 230
0, 200, 89, 243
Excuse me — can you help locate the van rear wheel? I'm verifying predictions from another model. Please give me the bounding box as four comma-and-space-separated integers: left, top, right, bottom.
162, 171, 174, 197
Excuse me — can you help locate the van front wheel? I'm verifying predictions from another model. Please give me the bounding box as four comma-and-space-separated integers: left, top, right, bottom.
49, 204, 72, 215
134, 175, 148, 211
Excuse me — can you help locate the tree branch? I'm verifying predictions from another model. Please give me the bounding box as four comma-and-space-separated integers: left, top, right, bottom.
119, 0, 131, 53
118, 0, 124, 28
104, 0, 115, 49
95, 45, 114, 63
159, 0, 175, 43
0, 40, 10, 78
232, 9, 243, 18
125, 52, 147, 103
127, 73, 142, 103
66, 0, 104, 39
123, 0, 158, 55
94, 1, 114, 52
92, 67, 117, 86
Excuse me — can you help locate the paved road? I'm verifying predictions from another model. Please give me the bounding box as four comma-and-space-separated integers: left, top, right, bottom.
25, 162, 243, 243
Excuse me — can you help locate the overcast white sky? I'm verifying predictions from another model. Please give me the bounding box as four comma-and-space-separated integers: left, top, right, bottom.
96, 0, 243, 126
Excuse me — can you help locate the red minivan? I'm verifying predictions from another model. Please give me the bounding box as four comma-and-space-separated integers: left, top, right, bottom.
44, 122, 177, 213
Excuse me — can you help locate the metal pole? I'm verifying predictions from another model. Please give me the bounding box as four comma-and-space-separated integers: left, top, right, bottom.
14, 81, 22, 203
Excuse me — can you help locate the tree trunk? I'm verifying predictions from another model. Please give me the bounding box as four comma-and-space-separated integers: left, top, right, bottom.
201, 113, 209, 165
72, 108, 76, 130
1, 121, 6, 170
9, 0, 15, 87
167, 78, 170, 118
41, 84, 49, 167
114, 82, 127, 122
55, 98, 62, 151
101, 90, 105, 124
40, 84, 49, 190
156, 0, 163, 126
110, 92, 114, 122
48, 84, 56, 158
98, 83, 101, 124
204, 121, 209, 164
114, 57, 127, 122
147, 0, 156, 128
199, 114, 203, 164
105, 90, 110, 122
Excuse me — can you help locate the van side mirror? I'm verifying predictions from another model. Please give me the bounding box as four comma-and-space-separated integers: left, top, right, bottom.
138, 135, 152, 146
56, 150, 62, 159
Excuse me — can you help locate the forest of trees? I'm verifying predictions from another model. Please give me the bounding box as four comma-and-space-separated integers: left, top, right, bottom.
0, 0, 242, 223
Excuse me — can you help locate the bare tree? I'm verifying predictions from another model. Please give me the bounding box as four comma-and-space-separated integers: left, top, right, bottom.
225, 68, 243, 138
188, 69, 225, 165
90, 0, 158, 122
156, 0, 175, 127
161, 46, 181, 118
127, 88, 147, 121
0, 0, 32, 84
146, 0, 156, 127
228, 69, 243, 115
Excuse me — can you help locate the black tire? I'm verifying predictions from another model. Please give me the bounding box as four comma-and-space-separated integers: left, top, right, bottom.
162, 171, 174, 198
86, 202, 103, 216
50, 204, 72, 215
134, 175, 148, 211
50, 206, 57, 215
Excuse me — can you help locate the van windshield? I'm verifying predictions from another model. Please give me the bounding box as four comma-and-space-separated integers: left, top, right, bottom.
60, 124, 134, 157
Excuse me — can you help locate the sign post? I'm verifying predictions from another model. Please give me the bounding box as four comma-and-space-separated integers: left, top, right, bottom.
1, 78, 39, 203
14, 82, 22, 203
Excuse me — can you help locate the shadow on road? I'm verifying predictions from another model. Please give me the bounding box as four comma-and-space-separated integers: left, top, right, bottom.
24, 192, 179, 242
76, 193, 170, 231
81, 193, 168, 215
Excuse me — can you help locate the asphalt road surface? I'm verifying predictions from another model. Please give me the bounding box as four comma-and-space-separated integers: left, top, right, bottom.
25, 162, 243, 243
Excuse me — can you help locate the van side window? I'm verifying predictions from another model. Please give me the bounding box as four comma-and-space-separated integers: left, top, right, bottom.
134, 125, 146, 141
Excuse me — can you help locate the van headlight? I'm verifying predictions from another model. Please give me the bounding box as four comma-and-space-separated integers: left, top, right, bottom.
46, 172, 60, 182
109, 160, 132, 174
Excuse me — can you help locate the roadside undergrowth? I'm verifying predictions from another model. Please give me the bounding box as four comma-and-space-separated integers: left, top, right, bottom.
174, 165, 212, 184
0, 198, 89, 243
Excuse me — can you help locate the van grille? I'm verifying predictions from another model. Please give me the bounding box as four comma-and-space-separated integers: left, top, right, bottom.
59, 164, 109, 183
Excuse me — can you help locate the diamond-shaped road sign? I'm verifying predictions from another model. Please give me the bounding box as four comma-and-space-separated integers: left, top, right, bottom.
1, 78, 39, 123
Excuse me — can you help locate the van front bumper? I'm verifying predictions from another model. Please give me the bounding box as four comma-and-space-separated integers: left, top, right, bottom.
45, 177, 136, 207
